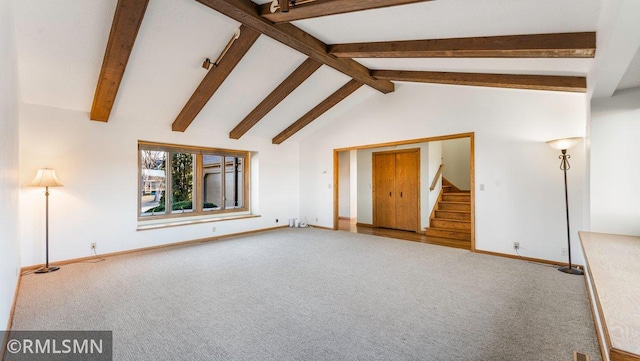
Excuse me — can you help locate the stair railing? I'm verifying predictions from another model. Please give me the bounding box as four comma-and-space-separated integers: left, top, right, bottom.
430, 164, 444, 191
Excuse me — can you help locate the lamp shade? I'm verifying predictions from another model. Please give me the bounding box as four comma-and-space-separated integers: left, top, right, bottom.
546, 137, 582, 151
29, 168, 63, 187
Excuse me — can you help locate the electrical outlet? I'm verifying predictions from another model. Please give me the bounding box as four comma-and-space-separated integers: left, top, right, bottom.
561, 248, 568, 257
90, 242, 96, 250
212, 226, 216, 232
315, 217, 318, 222
513, 242, 520, 250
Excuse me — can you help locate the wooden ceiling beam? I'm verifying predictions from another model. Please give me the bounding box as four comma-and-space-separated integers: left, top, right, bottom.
172, 25, 260, 132
329, 32, 597, 58
272, 79, 363, 144
195, 0, 394, 94
259, 0, 434, 24
371, 70, 587, 92
230, 58, 322, 139
91, 0, 149, 122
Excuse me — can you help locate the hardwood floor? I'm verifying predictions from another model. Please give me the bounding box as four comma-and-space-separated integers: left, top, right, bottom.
338, 218, 471, 250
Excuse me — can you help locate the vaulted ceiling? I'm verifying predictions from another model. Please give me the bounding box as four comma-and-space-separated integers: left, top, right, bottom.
12, 0, 640, 144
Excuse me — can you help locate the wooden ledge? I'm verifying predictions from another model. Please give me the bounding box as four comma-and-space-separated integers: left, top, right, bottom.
579, 231, 640, 361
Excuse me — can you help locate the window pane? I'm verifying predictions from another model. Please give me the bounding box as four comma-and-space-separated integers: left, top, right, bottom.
225, 156, 244, 209
171, 152, 195, 214
138, 142, 249, 219
202, 155, 222, 211
140, 150, 167, 216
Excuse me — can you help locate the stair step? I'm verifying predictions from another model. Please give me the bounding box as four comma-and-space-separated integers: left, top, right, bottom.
435, 210, 471, 221
422, 236, 471, 250
431, 219, 471, 231
442, 193, 471, 202
425, 227, 471, 241
438, 202, 471, 211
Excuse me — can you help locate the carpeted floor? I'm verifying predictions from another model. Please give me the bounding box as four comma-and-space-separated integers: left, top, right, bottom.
11, 228, 601, 360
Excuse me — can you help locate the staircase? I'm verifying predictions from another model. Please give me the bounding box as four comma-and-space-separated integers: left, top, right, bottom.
425, 179, 471, 248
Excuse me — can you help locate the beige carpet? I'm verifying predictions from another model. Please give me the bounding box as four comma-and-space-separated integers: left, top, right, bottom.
11, 228, 601, 360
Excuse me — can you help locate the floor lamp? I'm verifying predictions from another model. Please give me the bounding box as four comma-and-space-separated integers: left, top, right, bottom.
546, 137, 583, 275
29, 168, 63, 274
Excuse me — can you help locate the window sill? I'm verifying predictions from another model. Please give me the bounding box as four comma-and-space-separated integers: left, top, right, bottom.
137, 214, 261, 231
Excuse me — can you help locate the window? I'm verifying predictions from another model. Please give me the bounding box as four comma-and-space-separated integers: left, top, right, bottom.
139, 142, 249, 219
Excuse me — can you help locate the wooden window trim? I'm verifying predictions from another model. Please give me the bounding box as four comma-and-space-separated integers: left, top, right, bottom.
138, 141, 250, 221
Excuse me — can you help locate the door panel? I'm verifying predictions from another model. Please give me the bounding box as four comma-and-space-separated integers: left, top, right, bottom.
373, 149, 420, 232
395, 150, 420, 231
373, 153, 396, 228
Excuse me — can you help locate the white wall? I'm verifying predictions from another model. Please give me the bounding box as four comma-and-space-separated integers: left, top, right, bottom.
299, 83, 587, 264
427, 141, 443, 219
0, 0, 21, 331
355, 143, 431, 229
590, 87, 640, 235
356, 150, 372, 225
349, 150, 357, 219
442, 138, 471, 190
19, 103, 301, 266
338, 151, 350, 218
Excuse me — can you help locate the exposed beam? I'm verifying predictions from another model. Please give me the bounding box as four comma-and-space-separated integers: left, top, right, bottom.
330, 32, 597, 58
260, 0, 434, 24
172, 25, 260, 132
91, 0, 149, 122
272, 79, 363, 144
230, 58, 322, 139
371, 70, 587, 93
195, 0, 394, 94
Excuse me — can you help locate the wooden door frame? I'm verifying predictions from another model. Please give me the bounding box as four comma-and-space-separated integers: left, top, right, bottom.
372, 148, 421, 232
333, 132, 475, 251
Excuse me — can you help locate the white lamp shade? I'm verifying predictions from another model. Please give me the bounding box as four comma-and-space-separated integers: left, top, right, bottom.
29, 168, 63, 187
546, 137, 582, 151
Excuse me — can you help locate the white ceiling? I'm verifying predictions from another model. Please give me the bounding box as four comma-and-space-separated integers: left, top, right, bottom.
616, 47, 640, 92
11, 0, 639, 142
290, 0, 600, 44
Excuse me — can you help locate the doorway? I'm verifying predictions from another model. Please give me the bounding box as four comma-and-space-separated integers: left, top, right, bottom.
334, 133, 475, 251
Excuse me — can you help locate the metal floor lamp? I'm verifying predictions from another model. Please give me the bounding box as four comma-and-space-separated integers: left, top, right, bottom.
546, 137, 583, 275
29, 168, 63, 274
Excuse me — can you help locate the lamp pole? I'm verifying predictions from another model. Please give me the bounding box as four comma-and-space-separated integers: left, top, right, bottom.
558, 149, 583, 275
546, 138, 583, 275
35, 185, 60, 273
30, 168, 63, 274
45, 185, 50, 268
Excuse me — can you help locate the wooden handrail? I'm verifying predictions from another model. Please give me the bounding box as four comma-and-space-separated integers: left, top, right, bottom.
430, 164, 444, 191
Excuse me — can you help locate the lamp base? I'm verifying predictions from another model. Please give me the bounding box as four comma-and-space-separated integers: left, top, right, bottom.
558, 266, 583, 275
35, 266, 60, 274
